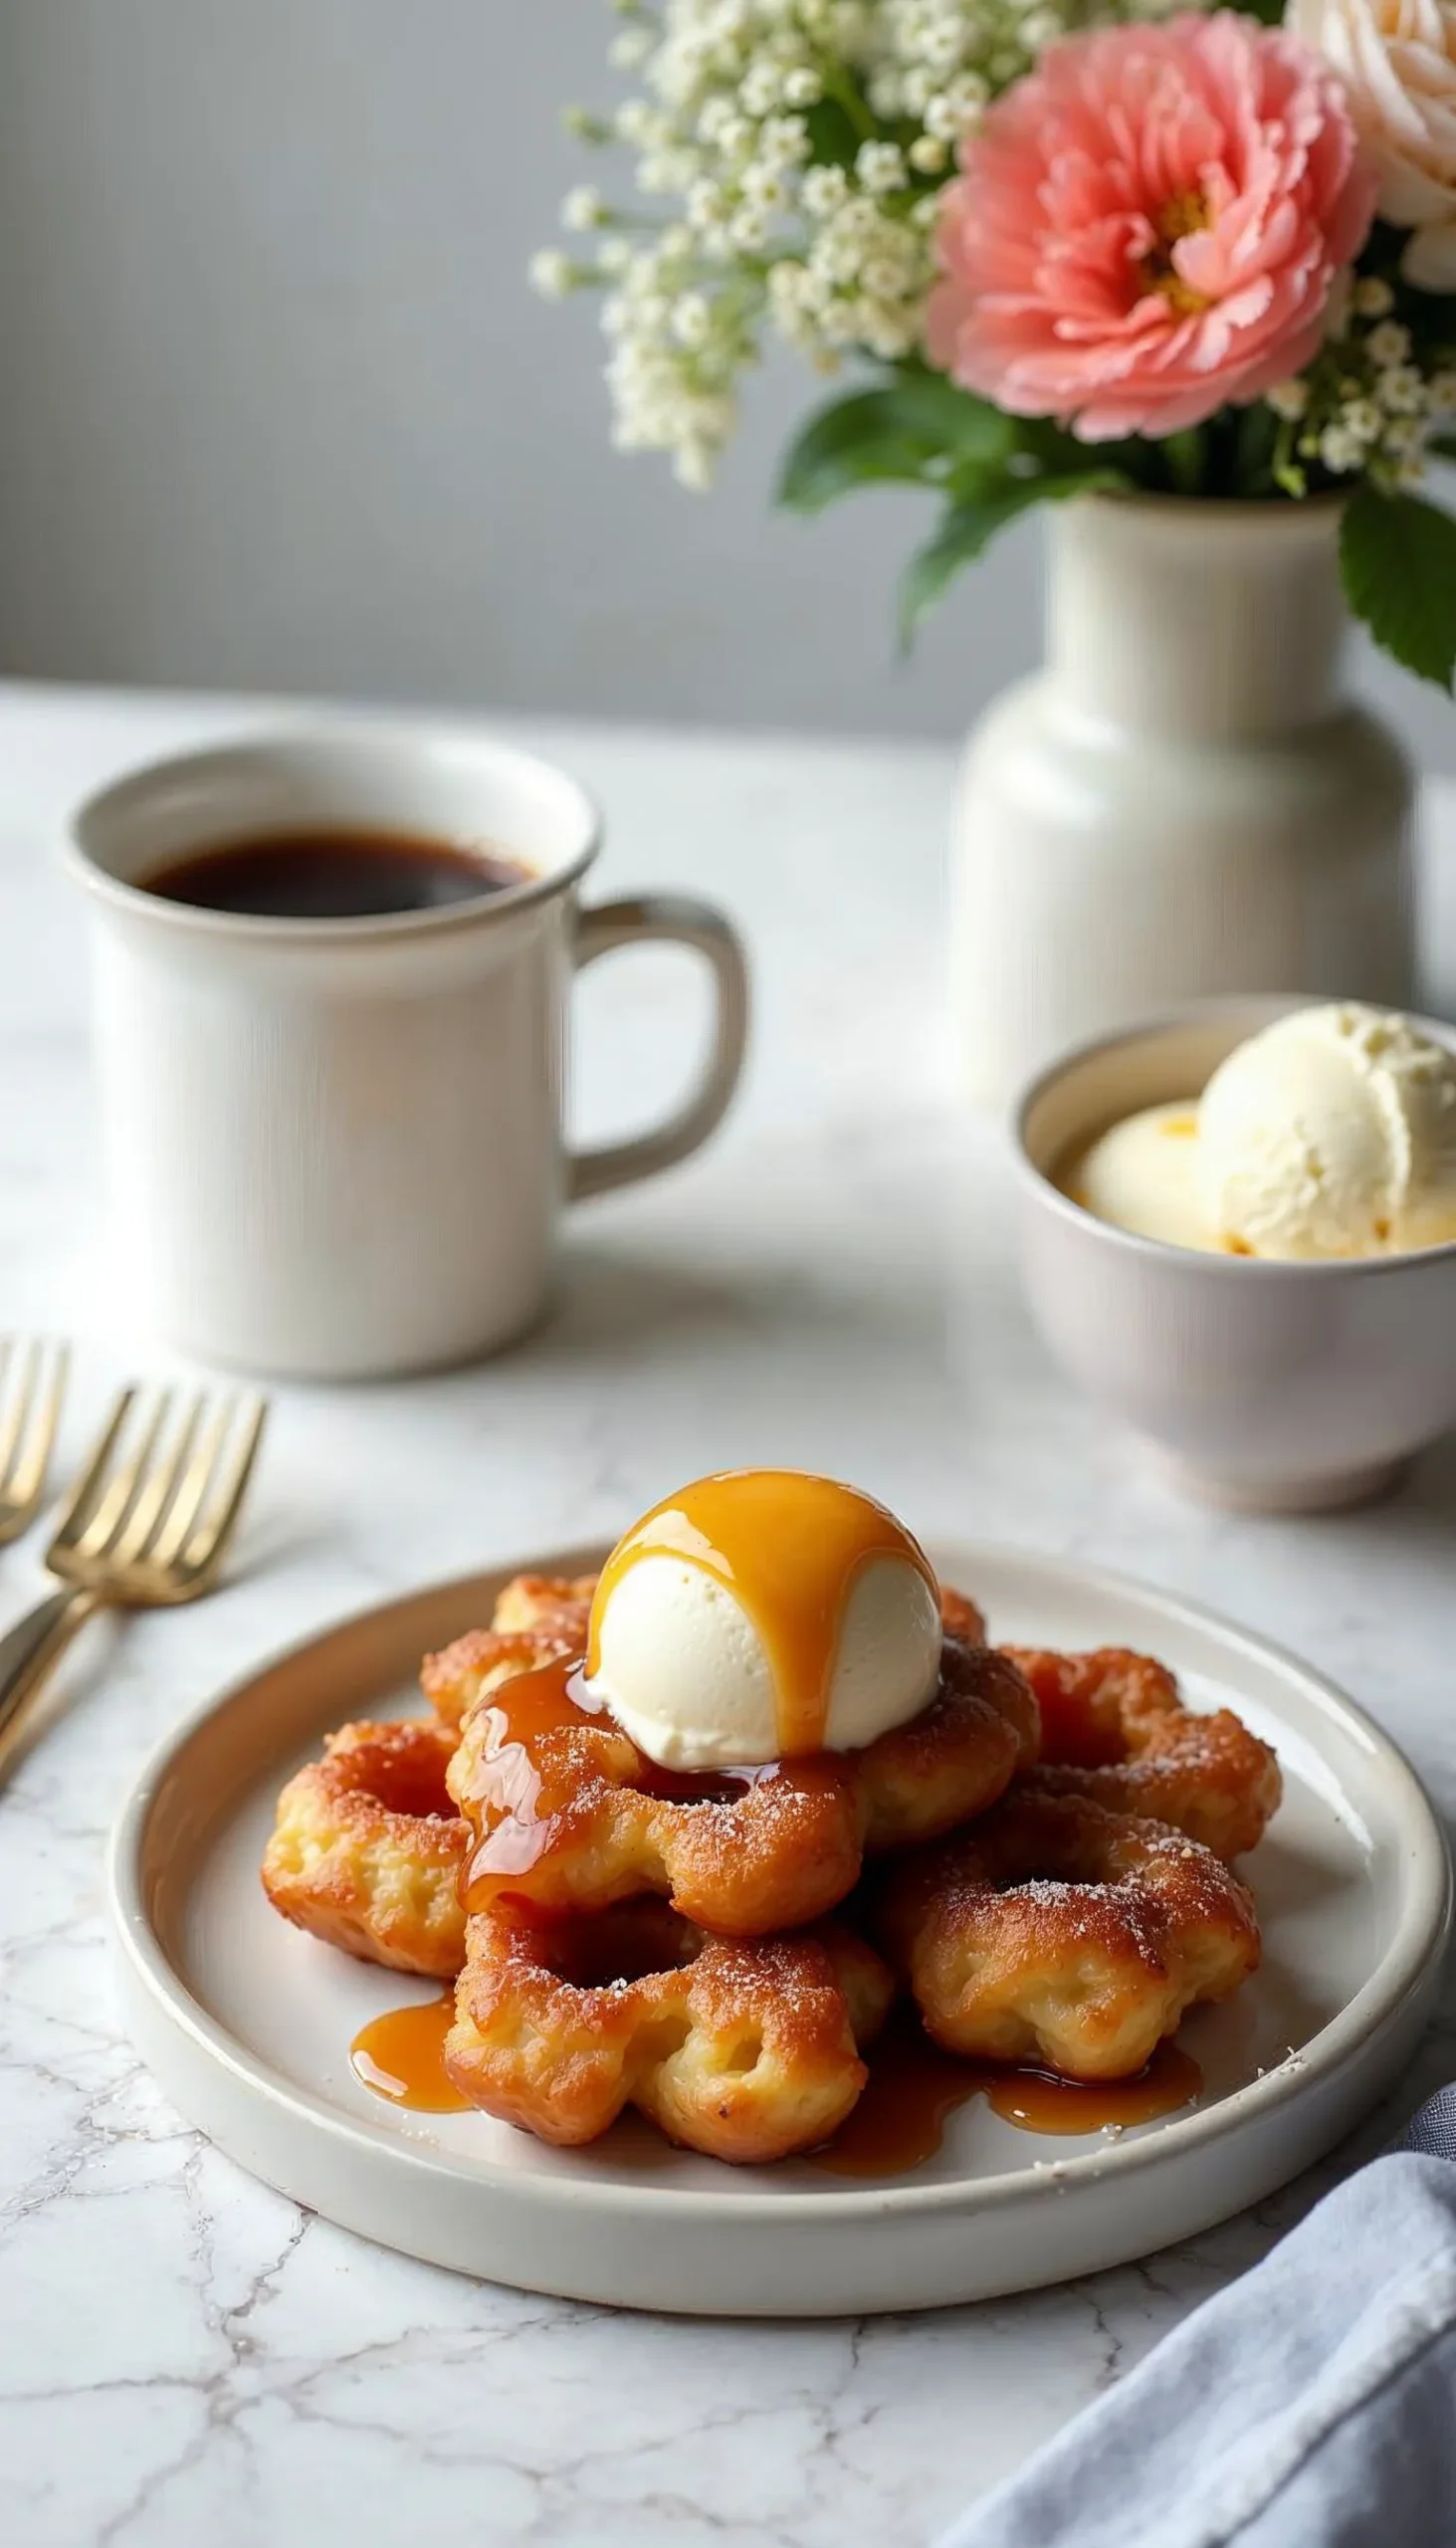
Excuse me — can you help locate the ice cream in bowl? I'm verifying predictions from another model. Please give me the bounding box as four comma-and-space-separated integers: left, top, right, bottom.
1013, 999, 1456, 1511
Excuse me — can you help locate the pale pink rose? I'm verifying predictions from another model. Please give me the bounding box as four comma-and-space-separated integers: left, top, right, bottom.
928, 13, 1377, 441
1291, 0, 1456, 289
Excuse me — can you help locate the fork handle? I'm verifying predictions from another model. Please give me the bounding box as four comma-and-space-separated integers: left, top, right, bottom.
0, 1585, 107, 1785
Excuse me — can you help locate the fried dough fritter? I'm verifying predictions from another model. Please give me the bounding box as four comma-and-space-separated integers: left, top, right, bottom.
879, 1790, 1260, 2079
1003, 1645, 1282, 1859
262, 1718, 468, 1977
447, 1899, 894, 2162
491, 1573, 597, 1637
422, 1626, 581, 1730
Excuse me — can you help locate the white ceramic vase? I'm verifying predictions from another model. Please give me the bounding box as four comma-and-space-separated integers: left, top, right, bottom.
950, 497, 1416, 1106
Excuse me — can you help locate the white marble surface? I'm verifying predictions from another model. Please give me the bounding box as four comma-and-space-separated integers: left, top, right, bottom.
1, 681, 1454, 2548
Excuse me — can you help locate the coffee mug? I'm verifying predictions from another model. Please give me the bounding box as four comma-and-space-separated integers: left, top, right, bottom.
65, 725, 749, 1378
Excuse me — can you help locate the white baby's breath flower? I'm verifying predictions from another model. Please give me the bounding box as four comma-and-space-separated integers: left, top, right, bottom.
1344, 396, 1383, 439
529, 249, 575, 299
759, 112, 810, 166
739, 60, 782, 115
562, 185, 606, 232
856, 139, 908, 193
910, 133, 949, 172
1430, 369, 1456, 412
817, 300, 865, 347
1366, 319, 1412, 367
1320, 423, 1365, 472
920, 20, 967, 72
922, 92, 965, 139
839, 191, 882, 237
1378, 362, 1426, 412
615, 99, 662, 146
802, 163, 849, 217
813, 224, 865, 285
862, 310, 920, 357
639, 147, 702, 194
729, 204, 771, 250
598, 234, 634, 278
741, 162, 791, 210
610, 28, 654, 69
862, 253, 912, 298
1353, 275, 1395, 317
1383, 415, 1423, 453
672, 292, 713, 346
674, 440, 716, 490
781, 66, 822, 106
1266, 377, 1311, 420
687, 177, 728, 231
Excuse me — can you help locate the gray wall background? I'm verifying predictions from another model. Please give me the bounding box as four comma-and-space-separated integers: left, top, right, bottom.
0, 0, 1452, 766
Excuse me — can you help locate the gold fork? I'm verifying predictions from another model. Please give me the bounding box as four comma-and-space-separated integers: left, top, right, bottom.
0, 1340, 70, 1545
0, 1383, 268, 1786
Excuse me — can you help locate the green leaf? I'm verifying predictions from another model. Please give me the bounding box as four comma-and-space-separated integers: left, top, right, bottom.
802, 95, 864, 172
1341, 487, 1456, 688
777, 383, 1012, 514
899, 470, 1132, 643
879, 372, 1016, 458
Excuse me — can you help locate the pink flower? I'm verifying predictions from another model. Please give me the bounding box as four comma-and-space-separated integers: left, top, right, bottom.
928, 13, 1377, 442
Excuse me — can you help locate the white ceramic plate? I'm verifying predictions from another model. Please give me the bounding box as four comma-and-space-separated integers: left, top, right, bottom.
109, 1542, 1451, 2317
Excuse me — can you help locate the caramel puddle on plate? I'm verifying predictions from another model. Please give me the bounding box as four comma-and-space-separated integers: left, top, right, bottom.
813, 2022, 1202, 2176
350, 1989, 470, 2113
348, 2006, 1202, 2157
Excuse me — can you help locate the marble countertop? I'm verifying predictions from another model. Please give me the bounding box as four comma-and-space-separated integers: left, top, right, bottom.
1, 681, 1453, 2548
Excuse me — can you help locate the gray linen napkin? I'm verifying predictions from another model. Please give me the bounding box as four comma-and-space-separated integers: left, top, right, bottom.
939, 2089, 1456, 2548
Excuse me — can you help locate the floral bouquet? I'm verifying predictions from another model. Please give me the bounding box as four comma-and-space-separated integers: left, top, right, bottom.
534, 0, 1456, 686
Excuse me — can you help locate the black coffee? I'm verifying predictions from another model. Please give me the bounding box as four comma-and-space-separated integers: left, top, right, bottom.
141, 829, 533, 919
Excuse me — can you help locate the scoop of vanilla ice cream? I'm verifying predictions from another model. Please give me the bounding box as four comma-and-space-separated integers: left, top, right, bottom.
586, 1551, 941, 1772
1198, 1005, 1456, 1261
1069, 1103, 1221, 1254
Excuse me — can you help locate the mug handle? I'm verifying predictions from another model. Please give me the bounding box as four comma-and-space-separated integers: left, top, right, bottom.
568, 894, 749, 1204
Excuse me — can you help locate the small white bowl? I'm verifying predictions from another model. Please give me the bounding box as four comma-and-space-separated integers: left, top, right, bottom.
1013, 997, 1456, 1512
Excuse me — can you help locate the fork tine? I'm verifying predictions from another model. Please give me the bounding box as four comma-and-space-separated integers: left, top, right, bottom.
5, 1342, 70, 1507
107, 1389, 209, 1569
178, 1396, 268, 1578
0, 1341, 40, 1493
72, 1390, 174, 1560
48, 1385, 138, 1550
141, 1395, 235, 1571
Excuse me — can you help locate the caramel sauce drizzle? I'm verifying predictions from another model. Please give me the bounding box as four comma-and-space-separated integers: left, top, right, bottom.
448, 1650, 771, 1912
812, 2023, 1201, 2176
349, 1990, 469, 2113
451, 1650, 599, 1906
585, 1471, 936, 1756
